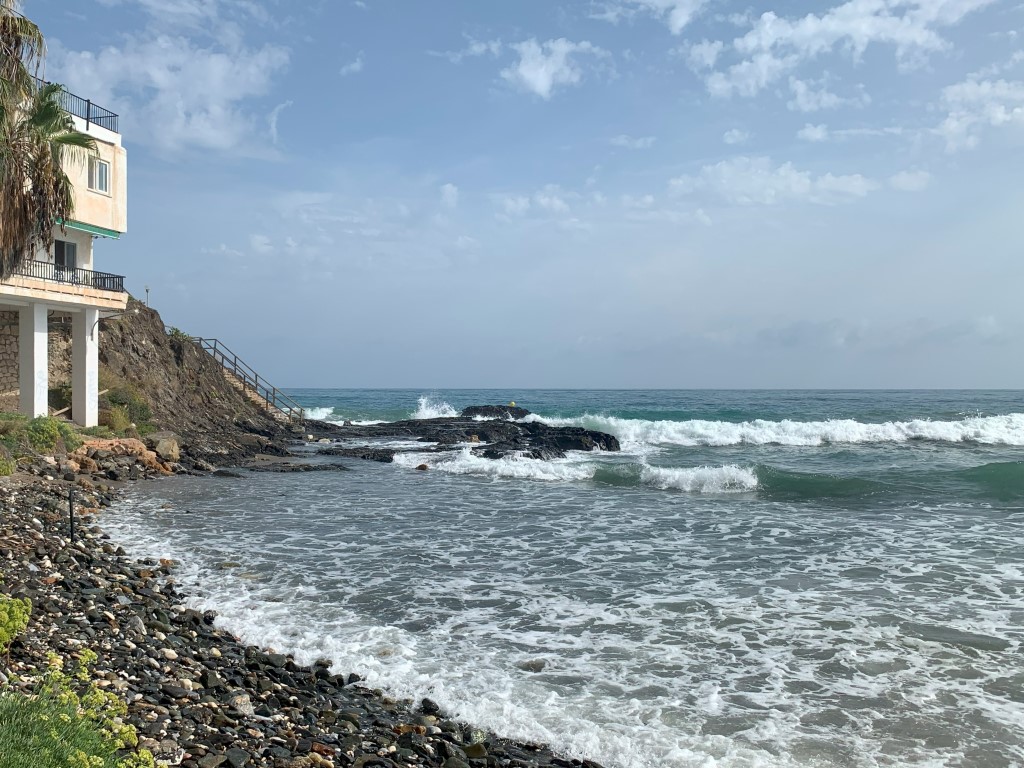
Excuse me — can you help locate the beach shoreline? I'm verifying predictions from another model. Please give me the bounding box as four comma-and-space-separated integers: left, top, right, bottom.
0, 469, 606, 768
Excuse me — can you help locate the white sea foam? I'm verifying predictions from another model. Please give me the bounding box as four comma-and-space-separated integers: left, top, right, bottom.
412, 396, 459, 420
103, 466, 1024, 768
640, 464, 758, 493
394, 449, 757, 493
303, 407, 335, 421
394, 449, 595, 482
525, 412, 1024, 447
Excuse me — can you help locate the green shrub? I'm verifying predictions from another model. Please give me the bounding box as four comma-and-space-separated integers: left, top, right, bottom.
0, 689, 116, 768
79, 426, 113, 439
99, 407, 131, 435
0, 595, 30, 654
0, 457, 16, 476
24, 417, 81, 454
166, 326, 190, 343
105, 388, 151, 426
0, 651, 155, 768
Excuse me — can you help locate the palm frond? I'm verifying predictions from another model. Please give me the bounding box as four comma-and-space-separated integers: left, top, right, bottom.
0, 7, 95, 280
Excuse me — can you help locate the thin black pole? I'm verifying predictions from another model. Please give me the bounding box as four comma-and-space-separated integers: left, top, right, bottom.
69, 485, 75, 543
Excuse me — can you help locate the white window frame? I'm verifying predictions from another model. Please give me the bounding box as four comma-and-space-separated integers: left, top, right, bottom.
88, 157, 110, 194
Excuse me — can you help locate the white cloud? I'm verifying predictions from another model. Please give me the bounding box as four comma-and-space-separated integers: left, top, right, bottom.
434, 38, 504, 64
787, 77, 868, 112
501, 39, 607, 99
937, 78, 1024, 150
611, 134, 656, 149
703, 0, 995, 99
53, 35, 289, 154
534, 185, 571, 213
798, 123, 830, 142
722, 128, 751, 145
595, 0, 710, 34
94, 0, 267, 29
249, 234, 273, 253
440, 183, 459, 209
707, 52, 797, 98
340, 54, 364, 77
500, 195, 532, 216
622, 194, 656, 208
684, 39, 724, 70
268, 100, 292, 145
889, 170, 932, 191
670, 156, 878, 205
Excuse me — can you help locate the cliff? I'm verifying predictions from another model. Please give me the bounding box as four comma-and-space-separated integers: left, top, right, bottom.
93, 298, 292, 465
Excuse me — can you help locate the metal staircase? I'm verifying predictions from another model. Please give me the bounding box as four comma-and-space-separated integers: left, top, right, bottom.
189, 337, 305, 422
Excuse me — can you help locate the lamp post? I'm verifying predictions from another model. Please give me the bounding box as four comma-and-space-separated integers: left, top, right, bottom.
145, 285, 150, 307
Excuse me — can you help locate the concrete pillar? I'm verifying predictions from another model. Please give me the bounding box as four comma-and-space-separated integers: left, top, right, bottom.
18, 303, 48, 418
72, 308, 99, 427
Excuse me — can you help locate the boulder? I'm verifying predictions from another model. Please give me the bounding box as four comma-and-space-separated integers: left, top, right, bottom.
145, 432, 182, 462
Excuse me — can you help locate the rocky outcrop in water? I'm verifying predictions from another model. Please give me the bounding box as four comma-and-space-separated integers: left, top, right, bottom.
308, 407, 619, 462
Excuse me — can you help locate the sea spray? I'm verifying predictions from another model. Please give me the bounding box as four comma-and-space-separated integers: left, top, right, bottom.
412, 396, 459, 420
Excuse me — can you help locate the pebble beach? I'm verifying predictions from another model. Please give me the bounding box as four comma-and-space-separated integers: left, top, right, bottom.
0, 474, 604, 768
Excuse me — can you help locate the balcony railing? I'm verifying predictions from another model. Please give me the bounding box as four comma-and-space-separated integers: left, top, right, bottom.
14, 260, 126, 293
33, 77, 119, 133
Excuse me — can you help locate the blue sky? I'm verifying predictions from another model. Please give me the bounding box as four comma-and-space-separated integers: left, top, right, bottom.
30, 0, 1024, 387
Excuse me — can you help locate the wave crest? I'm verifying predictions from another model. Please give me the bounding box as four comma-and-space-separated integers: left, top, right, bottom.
525, 413, 1024, 447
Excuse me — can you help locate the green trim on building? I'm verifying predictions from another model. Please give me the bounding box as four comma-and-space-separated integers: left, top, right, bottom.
58, 219, 121, 240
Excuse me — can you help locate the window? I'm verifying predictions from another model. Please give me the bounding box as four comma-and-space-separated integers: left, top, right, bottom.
88, 157, 110, 193
55, 240, 77, 271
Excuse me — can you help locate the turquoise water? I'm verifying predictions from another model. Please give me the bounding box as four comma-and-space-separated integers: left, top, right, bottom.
107, 390, 1024, 768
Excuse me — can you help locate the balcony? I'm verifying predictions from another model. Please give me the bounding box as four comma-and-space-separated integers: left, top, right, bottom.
15, 260, 126, 293
35, 78, 119, 133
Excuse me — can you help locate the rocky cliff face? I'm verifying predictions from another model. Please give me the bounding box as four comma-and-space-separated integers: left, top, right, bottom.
96, 299, 290, 464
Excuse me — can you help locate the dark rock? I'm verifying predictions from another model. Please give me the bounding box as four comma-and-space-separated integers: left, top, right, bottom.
224, 748, 251, 768
420, 697, 441, 715
246, 463, 350, 473
316, 446, 396, 463
309, 407, 619, 462
460, 405, 532, 420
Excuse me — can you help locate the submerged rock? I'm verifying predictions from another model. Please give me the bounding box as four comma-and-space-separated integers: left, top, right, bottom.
247, 463, 351, 473
317, 446, 397, 463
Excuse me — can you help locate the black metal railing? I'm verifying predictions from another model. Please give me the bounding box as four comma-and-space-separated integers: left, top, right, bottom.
33, 77, 119, 133
14, 260, 126, 292
189, 337, 306, 422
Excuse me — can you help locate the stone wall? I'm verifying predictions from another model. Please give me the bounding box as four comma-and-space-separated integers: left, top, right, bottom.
0, 310, 75, 412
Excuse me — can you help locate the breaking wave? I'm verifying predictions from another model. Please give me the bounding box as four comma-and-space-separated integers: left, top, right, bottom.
412, 396, 459, 420
525, 413, 1024, 447
393, 450, 757, 493
303, 407, 335, 421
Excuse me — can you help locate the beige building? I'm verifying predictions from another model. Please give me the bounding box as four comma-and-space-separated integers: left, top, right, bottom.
0, 86, 128, 427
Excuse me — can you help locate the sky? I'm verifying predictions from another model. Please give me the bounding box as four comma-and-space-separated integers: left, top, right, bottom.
27, 0, 1024, 388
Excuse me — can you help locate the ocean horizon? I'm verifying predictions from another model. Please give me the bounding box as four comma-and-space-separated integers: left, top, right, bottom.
107, 388, 1024, 767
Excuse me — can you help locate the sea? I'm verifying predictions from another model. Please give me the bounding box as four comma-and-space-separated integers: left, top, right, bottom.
105, 390, 1024, 768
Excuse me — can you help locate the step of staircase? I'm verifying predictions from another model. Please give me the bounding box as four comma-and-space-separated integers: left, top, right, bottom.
185, 336, 305, 423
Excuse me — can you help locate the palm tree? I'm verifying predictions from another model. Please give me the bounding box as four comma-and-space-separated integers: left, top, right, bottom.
0, 0, 95, 280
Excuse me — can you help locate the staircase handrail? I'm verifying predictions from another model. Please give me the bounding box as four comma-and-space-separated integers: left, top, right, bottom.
186, 336, 306, 422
